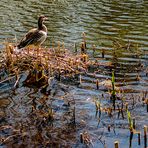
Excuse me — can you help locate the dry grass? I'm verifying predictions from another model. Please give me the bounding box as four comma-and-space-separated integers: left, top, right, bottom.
0, 42, 89, 87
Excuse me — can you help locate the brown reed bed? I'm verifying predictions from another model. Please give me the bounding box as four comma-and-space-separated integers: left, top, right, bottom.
0, 42, 90, 87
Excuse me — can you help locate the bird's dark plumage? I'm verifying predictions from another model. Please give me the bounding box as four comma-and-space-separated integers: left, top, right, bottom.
17, 15, 48, 49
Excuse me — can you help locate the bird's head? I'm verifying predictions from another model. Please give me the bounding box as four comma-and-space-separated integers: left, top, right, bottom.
38, 15, 48, 23
38, 15, 48, 30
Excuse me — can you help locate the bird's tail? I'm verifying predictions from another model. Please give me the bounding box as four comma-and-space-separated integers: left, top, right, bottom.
13, 46, 19, 53
13, 45, 23, 54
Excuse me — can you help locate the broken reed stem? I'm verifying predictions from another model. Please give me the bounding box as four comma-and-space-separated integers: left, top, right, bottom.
121, 108, 124, 119
99, 106, 101, 118
102, 49, 105, 58
96, 79, 99, 90
108, 125, 111, 132
114, 141, 119, 148
145, 99, 148, 112
95, 100, 101, 118
138, 132, 141, 145
80, 133, 83, 143
117, 104, 120, 119
125, 103, 128, 111
6, 44, 13, 64
129, 130, 133, 148
92, 44, 96, 57
82, 32, 86, 49
81, 42, 86, 54
144, 125, 147, 148
82, 54, 88, 63
133, 118, 135, 129
73, 106, 76, 125
74, 43, 77, 53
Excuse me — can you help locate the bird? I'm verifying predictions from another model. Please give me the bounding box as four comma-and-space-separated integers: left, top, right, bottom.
16, 15, 48, 50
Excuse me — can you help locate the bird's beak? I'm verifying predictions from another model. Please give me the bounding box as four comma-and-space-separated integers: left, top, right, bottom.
44, 17, 48, 21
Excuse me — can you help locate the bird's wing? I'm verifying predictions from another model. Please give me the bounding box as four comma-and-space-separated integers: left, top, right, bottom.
17, 28, 45, 49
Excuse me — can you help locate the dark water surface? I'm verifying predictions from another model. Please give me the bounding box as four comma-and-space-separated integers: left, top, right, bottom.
0, 0, 148, 148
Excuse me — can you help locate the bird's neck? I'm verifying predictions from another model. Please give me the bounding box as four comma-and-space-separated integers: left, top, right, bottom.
38, 20, 47, 32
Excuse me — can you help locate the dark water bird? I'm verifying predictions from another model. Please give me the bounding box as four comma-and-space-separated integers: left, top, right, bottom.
16, 15, 48, 50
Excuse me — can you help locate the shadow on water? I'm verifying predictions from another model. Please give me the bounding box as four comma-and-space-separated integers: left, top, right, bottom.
0, 0, 148, 147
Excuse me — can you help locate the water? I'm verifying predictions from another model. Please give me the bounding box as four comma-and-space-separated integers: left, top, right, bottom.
0, 0, 148, 147
0, 0, 148, 47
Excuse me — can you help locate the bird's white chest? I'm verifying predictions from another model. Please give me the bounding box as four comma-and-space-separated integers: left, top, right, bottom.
40, 30, 47, 36
38, 30, 47, 44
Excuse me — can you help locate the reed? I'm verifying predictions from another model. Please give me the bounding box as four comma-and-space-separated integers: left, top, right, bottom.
92, 44, 96, 57
96, 79, 99, 90
102, 49, 105, 58
114, 141, 119, 148
74, 43, 77, 53
1, 42, 90, 87
95, 99, 101, 118
111, 71, 116, 110
138, 132, 141, 145
144, 125, 147, 148
80, 133, 83, 143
